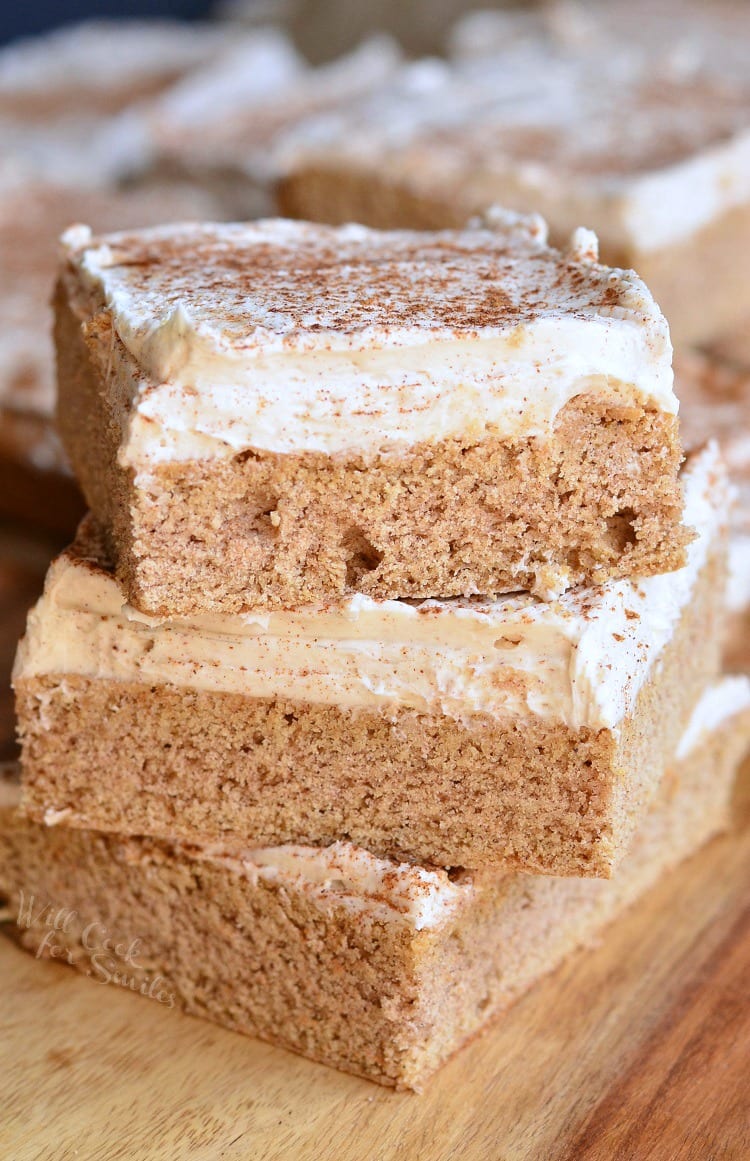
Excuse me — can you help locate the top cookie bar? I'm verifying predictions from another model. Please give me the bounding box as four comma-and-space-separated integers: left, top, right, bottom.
56, 215, 687, 616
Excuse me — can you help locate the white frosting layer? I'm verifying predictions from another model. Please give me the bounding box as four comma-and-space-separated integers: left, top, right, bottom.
194, 840, 471, 930
131, 30, 304, 132
675, 675, 750, 761
620, 136, 750, 255
63, 218, 675, 462
14, 446, 726, 733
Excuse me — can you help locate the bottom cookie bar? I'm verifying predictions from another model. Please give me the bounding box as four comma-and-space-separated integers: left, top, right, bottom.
1, 680, 748, 1091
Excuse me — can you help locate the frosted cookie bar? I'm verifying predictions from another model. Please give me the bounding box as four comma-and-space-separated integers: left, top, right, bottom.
277, 31, 750, 345
125, 37, 401, 219
0, 23, 299, 193
15, 447, 727, 875
56, 216, 688, 615
3, 680, 748, 1090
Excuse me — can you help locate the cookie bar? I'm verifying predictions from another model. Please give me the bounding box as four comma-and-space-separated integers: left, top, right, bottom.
56, 216, 687, 615
15, 446, 727, 875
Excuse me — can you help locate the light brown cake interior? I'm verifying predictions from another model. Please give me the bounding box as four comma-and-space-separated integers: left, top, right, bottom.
15, 521, 726, 875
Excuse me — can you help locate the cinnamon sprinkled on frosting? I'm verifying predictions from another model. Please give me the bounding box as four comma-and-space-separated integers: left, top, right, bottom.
61, 218, 675, 461
65, 218, 656, 346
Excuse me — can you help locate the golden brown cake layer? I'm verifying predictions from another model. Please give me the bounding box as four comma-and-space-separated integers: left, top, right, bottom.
56, 258, 687, 615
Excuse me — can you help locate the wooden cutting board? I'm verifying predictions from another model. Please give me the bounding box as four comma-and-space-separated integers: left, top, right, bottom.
0, 546, 748, 1160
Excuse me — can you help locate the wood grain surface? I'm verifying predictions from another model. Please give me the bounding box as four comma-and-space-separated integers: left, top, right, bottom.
0, 538, 748, 1161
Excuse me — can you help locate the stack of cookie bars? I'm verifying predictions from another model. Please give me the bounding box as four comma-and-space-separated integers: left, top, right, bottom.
2, 208, 749, 1090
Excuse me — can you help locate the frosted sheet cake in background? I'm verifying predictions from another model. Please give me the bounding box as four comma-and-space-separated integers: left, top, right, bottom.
448, 0, 750, 75
3, 679, 749, 1090
453, 0, 750, 364
0, 19, 250, 190
14, 445, 728, 875
277, 3, 750, 346
55, 215, 689, 613
118, 35, 401, 220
